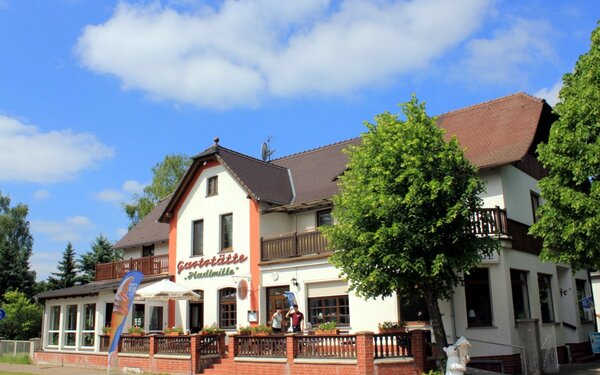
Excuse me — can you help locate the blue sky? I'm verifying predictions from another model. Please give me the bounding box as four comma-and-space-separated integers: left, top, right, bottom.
0, 0, 597, 281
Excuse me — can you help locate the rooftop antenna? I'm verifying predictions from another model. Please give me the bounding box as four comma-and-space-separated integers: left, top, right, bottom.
261, 136, 275, 162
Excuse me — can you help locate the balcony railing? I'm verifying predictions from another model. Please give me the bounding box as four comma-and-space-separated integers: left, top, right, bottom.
261, 208, 511, 262
261, 230, 329, 262
95, 254, 169, 281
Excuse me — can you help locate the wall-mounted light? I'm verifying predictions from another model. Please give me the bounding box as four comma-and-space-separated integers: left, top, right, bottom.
291, 277, 299, 287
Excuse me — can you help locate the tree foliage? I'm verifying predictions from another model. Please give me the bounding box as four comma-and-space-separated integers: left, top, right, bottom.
530, 24, 600, 270
79, 234, 121, 283
0, 192, 36, 300
0, 290, 42, 340
47, 242, 81, 290
322, 96, 497, 353
124, 153, 191, 226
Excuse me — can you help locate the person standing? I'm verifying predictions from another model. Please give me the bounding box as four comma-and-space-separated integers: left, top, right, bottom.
286, 304, 304, 333
271, 308, 283, 333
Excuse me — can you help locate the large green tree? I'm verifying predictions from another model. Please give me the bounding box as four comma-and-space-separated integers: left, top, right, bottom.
0, 290, 42, 340
0, 192, 36, 299
47, 242, 81, 290
124, 153, 191, 226
530, 24, 600, 270
323, 97, 497, 355
79, 234, 121, 283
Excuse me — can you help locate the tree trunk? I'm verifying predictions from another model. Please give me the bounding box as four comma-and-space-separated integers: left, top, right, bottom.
424, 287, 448, 369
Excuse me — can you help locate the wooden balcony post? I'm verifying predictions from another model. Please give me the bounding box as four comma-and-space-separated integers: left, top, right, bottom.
292, 232, 298, 257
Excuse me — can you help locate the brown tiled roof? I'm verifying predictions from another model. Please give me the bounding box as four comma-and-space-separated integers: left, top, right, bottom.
159, 144, 293, 222
272, 92, 552, 205
114, 196, 171, 250
438, 92, 549, 169
34, 274, 169, 302
157, 92, 551, 223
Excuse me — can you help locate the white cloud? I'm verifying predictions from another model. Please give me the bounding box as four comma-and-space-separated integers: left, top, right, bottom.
33, 189, 50, 201
31, 215, 94, 242
95, 189, 126, 203
455, 18, 555, 85
95, 179, 145, 203
0, 115, 114, 183
534, 80, 562, 106
122, 179, 145, 195
31, 251, 61, 281
76, 0, 492, 108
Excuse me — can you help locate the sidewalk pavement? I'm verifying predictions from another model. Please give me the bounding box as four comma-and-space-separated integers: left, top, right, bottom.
1, 360, 600, 375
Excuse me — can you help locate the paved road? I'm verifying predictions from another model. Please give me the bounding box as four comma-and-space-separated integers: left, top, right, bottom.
1, 360, 600, 375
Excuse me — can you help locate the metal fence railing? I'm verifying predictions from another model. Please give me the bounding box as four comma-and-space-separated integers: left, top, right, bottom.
0, 338, 42, 358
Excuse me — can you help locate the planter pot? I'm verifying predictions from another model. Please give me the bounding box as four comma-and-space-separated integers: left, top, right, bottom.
378, 328, 406, 334
129, 332, 144, 337
165, 332, 181, 336
315, 329, 339, 335
251, 332, 270, 336
238, 331, 251, 336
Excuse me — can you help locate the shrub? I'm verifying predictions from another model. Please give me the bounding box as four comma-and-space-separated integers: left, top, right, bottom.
128, 326, 144, 335
317, 321, 337, 330
164, 325, 184, 334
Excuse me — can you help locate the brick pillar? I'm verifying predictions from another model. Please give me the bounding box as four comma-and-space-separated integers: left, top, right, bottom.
219, 333, 226, 358
411, 330, 427, 374
149, 335, 156, 357
229, 334, 238, 358
286, 333, 297, 363
356, 331, 374, 375
190, 334, 198, 375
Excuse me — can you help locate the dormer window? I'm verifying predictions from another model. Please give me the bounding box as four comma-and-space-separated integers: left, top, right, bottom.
207, 176, 218, 196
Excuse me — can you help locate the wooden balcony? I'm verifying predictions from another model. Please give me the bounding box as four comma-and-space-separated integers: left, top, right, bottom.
95, 254, 169, 281
261, 208, 520, 262
261, 230, 329, 262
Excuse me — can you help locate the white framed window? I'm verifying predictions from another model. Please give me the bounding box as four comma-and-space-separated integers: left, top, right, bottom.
192, 220, 204, 256
220, 214, 233, 252
64, 304, 78, 347
81, 303, 96, 347
537, 274, 555, 323
48, 305, 61, 347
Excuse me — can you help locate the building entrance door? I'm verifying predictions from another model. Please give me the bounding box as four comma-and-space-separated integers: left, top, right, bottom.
189, 303, 204, 333
267, 286, 290, 332
189, 290, 204, 333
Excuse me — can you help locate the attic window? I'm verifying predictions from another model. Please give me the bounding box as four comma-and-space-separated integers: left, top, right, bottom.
207, 176, 218, 196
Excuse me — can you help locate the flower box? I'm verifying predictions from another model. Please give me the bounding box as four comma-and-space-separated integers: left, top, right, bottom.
315, 328, 339, 335
251, 331, 270, 337
378, 328, 406, 334
165, 332, 181, 336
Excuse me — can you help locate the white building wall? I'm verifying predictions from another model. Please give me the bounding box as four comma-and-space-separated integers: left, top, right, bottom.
480, 170, 505, 208
122, 243, 169, 259
500, 166, 539, 224
174, 164, 252, 331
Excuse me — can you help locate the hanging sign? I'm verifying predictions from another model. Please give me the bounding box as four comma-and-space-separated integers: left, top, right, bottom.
237, 279, 249, 300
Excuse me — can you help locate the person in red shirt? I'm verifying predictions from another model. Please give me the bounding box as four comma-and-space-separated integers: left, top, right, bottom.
286, 304, 304, 333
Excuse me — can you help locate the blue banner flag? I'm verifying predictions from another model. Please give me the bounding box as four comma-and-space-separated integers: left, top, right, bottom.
580, 295, 594, 310
282, 291, 297, 307
0, 308, 5, 320
108, 271, 144, 368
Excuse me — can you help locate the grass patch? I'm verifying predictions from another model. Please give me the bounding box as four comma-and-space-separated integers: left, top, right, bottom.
0, 372, 35, 375
0, 355, 31, 365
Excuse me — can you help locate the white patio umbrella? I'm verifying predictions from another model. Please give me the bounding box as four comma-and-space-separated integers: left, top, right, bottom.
134, 279, 202, 301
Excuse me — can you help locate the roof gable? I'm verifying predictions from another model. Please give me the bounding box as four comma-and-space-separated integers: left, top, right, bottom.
159, 143, 294, 222
114, 195, 171, 250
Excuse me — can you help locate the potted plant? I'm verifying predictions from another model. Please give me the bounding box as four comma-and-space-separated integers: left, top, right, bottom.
128, 326, 145, 336
200, 324, 222, 335
251, 324, 271, 336
102, 325, 111, 335
378, 321, 407, 333
238, 326, 252, 336
315, 321, 339, 335
164, 325, 184, 336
